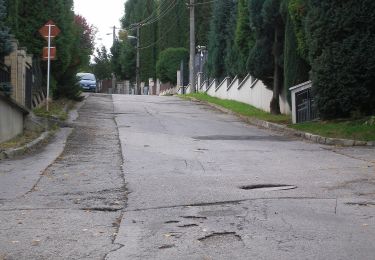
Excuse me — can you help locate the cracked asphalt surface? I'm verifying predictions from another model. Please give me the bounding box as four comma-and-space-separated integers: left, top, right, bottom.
110, 95, 375, 260
0, 94, 125, 259
1, 94, 375, 259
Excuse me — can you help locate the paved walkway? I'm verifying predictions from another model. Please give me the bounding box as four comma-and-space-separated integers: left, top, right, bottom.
0, 94, 125, 259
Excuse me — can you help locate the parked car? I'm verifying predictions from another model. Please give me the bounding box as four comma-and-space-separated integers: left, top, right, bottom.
76, 73, 97, 92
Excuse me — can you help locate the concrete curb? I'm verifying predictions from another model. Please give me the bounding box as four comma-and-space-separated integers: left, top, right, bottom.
0, 96, 87, 160
0, 131, 52, 160
186, 97, 375, 147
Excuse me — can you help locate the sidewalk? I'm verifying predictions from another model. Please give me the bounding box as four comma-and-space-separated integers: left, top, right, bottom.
0, 96, 85, 199
0, 128, 72, 200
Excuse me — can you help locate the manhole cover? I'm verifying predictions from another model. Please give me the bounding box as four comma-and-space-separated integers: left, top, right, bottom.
239, 184, 297, 191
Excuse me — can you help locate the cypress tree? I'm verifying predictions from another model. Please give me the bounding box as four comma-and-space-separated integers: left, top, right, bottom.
307, 0, 375, 118
157, 0, 189, 52
224, 0, 238, 78
283, 0, 310, 103
121, 0, 158, 82
195, 0, 212, 47
234, 0, 254, 78
206, 0, 233, 79
4, 0, 18, 36
0, 0, 12, 58
248, 0, 285, 114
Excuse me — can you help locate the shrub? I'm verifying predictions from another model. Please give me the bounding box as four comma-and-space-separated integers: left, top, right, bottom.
156, 47, 188, 84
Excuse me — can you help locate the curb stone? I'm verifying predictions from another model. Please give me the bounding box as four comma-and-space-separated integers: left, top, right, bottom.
0, 96, 87, 160
186, 97, 375, 147
0, 131, 52, 160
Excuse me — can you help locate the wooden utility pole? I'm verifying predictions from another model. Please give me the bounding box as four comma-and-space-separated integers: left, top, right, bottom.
136, 25, 140, 95
189, 0, 195, 93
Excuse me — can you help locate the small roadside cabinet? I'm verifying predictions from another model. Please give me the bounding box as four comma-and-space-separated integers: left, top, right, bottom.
289, 81, 317, 124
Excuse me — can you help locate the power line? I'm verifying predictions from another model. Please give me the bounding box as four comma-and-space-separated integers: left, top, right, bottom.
127, 0, 178, 30
129, 0, 176, 27
138, 2, 184, 50
192, 0, 218, 6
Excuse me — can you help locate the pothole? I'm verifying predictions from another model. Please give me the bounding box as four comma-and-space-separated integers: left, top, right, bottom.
239, 184, 297, 191
181, 216, 207, 220
165, 220, 180, 224
178, 224, 199, 228
345, 202, 375, 207
158, 244, 175, 249
81, 207, 122, 212
198, 232, 243, 247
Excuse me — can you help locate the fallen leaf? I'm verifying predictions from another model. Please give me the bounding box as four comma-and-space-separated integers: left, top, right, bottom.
31, 240, 40, 246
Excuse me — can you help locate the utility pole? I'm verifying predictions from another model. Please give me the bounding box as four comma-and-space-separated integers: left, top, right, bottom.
136, 25, 140, 95
113, 25, 116, 44
189, 0, 195, 93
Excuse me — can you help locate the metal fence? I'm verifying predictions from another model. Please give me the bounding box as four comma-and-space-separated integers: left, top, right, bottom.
295, 87, 317, 123
0, 64, 10, 83
25, 67, 33, 109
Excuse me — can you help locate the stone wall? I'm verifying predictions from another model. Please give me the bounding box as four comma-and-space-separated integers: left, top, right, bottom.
4, 38, 33, 107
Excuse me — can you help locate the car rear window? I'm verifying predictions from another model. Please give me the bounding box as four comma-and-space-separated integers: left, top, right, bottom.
77, 73, 96, 81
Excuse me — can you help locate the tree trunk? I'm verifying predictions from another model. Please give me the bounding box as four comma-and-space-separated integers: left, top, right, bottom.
270, 24, 282, 115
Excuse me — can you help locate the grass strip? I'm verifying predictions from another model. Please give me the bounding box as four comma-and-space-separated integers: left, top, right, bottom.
183, 93, 290, 124
290, 120, 375, 142
183, 93, 375, 141
0, 130, 42, 150
33, 98, 74, 121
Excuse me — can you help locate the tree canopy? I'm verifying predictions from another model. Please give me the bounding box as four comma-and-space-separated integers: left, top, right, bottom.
3, 0, 95, 100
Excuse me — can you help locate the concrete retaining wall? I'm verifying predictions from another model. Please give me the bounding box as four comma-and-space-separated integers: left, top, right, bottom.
198, 73, 291, 115
0, 95, 27, 143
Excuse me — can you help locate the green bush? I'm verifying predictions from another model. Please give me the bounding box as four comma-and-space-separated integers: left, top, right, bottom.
307, 0, 375, 119
156, 47, 188, 84
0, 82, 12, 96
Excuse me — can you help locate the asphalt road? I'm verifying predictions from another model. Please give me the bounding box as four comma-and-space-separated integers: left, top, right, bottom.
109, 95, 375, 260
1, 94, 374, 260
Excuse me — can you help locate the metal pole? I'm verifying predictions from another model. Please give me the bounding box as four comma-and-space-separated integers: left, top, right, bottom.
189, 0, 195, 93
46, 24, 51, 111
180, 60, 184, 94
113, 25, 116, 44
136, 25, 140, 95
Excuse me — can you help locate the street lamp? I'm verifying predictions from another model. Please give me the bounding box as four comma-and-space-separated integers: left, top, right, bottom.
196, 45, 206, 73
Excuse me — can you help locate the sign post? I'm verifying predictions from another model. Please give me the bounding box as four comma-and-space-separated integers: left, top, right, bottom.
39, 20, 60, 111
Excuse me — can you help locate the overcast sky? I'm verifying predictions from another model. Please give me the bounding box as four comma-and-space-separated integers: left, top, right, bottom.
74, 0, 125, 53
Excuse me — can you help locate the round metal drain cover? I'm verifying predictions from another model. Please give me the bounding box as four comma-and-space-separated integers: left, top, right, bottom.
240, 184, 297, 191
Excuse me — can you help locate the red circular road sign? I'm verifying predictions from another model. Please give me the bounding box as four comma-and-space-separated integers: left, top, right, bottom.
39, 20, 61, 40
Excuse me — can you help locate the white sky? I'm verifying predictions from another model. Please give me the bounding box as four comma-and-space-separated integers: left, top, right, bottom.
73, 0, 125, 54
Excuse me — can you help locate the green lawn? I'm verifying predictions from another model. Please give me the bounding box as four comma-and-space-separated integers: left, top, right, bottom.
33, 98, 74, 121
0, 130, 42, 150
182, 93, 375, 141
290, 120, 375, 141
183, 93, 290, 124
